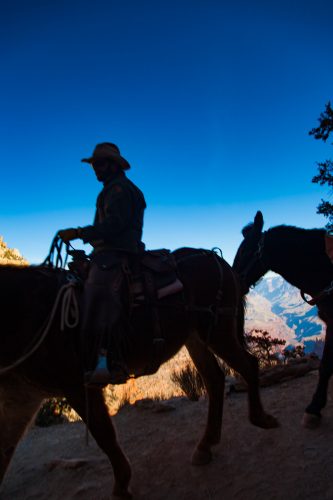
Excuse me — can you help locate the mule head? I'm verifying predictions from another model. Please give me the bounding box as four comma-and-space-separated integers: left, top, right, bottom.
233, 211, 269, 293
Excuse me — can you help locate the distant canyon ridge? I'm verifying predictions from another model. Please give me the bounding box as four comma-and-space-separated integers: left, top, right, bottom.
247, 275, 325, 355
0, 237, 325, 353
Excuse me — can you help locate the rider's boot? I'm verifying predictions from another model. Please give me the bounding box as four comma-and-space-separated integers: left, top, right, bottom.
84, 351, 129, 387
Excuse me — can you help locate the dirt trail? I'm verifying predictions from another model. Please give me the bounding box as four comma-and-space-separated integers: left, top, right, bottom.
1, 371, 333, 500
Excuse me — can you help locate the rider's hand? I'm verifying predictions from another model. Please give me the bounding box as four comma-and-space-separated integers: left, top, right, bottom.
58, 228, 79, 242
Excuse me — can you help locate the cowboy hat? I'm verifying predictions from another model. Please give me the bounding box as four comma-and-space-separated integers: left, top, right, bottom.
81, 142, 130, 170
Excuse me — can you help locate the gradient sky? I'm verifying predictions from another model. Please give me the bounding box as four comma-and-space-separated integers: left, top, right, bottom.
1, 0, 333, 264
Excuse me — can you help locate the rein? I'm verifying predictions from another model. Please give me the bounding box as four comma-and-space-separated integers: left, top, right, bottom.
301, 282, 333, 306
42, 233, 71, 269
238, 233, 268, 290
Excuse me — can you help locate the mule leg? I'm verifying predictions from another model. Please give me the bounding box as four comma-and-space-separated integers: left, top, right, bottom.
64, 386, 132, 499
186, 335, 225, 466
210, 326, 278, 429
303, 323, 333, 427
0, 375, 44, 485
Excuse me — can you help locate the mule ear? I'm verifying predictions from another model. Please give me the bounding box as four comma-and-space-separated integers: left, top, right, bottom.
254, 211, 264, 232
242, 223, 254, 237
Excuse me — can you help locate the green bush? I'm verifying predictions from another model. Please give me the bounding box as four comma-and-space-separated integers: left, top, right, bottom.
246, 329, 286, 368
283, 344, 305, 361
35, 398, 72, 427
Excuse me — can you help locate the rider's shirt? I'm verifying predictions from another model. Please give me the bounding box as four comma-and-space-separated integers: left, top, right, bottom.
80, 171, 146, 254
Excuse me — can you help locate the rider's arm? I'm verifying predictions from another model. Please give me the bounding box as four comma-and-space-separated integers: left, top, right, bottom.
79, 183, 132, 244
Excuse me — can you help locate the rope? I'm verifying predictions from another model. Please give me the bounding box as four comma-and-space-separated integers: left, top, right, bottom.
60, 283, 80, 330
0, 282, 79, 376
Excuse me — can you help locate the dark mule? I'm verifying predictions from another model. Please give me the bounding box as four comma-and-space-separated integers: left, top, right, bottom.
233, 211, 333, 428
0, 248, 277, 498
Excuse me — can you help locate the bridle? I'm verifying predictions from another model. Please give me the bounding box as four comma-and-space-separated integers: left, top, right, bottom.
237, 232, 269, 291
301, 282, 333, 306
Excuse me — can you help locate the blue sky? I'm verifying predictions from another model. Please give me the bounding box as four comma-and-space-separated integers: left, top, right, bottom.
1, 0, 333, 264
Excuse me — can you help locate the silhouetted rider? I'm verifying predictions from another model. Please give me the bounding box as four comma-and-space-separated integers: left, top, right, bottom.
58, 142, 146, 385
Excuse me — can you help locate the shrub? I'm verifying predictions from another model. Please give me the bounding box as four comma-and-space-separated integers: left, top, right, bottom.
283, 344, 305, 361
35, 398, 72, 427
245, 329, 286, 369
170, 363, 205, 401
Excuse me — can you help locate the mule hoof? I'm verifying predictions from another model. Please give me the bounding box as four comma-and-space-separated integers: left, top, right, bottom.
112, 485, 133, 499
302, 412, 321, 429
191, 447, 212, 465
251, 413, 279, 429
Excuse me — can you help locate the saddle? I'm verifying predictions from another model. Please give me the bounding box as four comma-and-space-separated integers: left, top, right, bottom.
128, 249, 184, 376
131, 249, 183, 303
68, 248, 183, 303
69, 248, 183, 377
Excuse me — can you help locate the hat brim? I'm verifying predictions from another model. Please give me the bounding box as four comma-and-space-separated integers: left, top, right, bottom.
81, 153, 130, 170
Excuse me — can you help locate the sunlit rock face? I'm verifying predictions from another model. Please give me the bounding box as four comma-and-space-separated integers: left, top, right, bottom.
0, 237, 28, 266
247, 274, 325, 355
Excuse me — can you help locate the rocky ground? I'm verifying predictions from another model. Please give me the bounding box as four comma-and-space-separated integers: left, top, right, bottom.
1, 370, 333, 500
